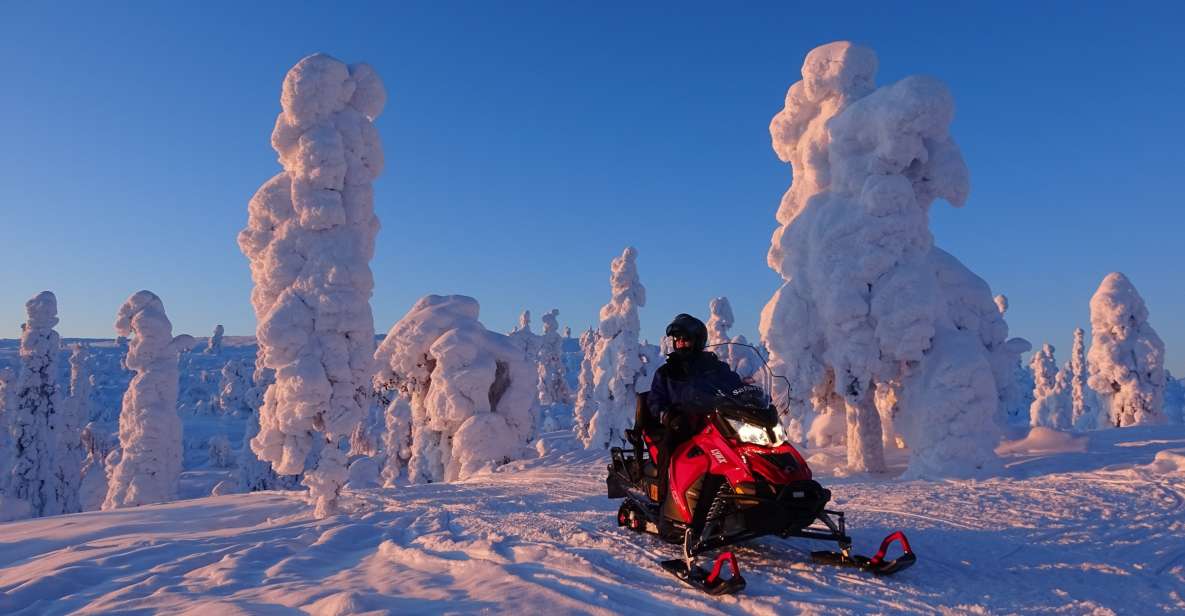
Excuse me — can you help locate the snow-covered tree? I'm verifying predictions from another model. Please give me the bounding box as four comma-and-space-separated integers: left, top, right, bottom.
706, 297, 734, 348
508, 310, 542, 363
206, 324, 224, 355
207, 435, 233, 468
0, 367, 20, 519
572, 328, 599, 425
1087, 273, 1166, 427
537, 308, 570, 407
217, 360, 252, 417
1164, 371, 1184, 425
1068, 327, 1098, 429
52, 343, 91, 514
993, 295, 1034, 424
575, 247, 655, 449
78, 421, 117, 511
1029, 344, 1070, 429
373, 295, 538, 483
758, 42, 1011, 477
9, 291, 70, 517
103, 291, 193, 510
238, 54, 386, 517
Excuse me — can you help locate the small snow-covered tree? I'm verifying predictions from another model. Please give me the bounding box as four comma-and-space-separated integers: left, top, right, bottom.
373, 295, 538, 483
759, 42, 1011, 477
575, 247, 655, 449
78, 421, 117, 511
53, 343, 91, 514
1029, 344, 1070, 429
9, 291, 69, 517
206, 324, 224, 355
1068, 327, 1098, 429
508, 310, 541, 363
572, 328, 600, 428
217, 360, 252, 417
537, 308, 570, 407
0, 367, 18, 517
1164, 371, 1184, 425
103, 291, 193, 510
207, 435, 233, 468
238, 54, 386, 517
1087, 273, 1166, 427
993, 295, 1034, 424
706, 297, 734, 348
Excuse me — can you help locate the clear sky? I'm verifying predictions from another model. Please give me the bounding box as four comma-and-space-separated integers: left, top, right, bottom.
1, 1, 1182, 374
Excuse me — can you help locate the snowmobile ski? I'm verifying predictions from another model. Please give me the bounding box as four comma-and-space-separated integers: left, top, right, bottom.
810, 530, 916, 575
660, 552, 746, 595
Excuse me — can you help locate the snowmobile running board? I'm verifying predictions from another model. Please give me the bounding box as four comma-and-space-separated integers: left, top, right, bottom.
660, 552, 746, 596
810, 530, 917, 575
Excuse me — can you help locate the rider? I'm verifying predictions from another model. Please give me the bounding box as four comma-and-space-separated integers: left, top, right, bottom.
647, 314, 745, 504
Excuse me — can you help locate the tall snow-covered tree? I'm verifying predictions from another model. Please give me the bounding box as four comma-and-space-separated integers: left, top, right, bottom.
206, 324, 224, 355
575, 247, 655, 449
537, 308, 571, 407
9, 291, 69, 517
238, 54, 386, 517
1087, 273, 1166, 427
1068, 327, 1098, 429
103, 291, 193, 510
758, 42, 1014, 477
373, 295, 537, 483
1029, 344, 1070, 429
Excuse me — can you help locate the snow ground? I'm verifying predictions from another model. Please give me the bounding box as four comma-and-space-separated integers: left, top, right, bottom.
1, 426, 1183, 615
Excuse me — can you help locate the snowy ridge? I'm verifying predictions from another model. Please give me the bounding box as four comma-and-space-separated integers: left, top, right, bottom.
1, 426, 1183, 614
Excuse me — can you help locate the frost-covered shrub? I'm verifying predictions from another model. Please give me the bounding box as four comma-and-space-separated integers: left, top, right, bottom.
537, 309, 570, 407
9, 291, 71, 517
1029, 344, 1070, 429
374, 295, 538, 484
207, 435, 233, 468
238, 54, 386, 518
574, 247, 656, 449
1087, 273, 1166, 427
104, 291, 194, 510
759, 42, 1012, 477
206, 324, 224, 355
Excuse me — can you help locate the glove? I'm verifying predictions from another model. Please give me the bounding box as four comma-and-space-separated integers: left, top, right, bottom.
661, 410, 686, 434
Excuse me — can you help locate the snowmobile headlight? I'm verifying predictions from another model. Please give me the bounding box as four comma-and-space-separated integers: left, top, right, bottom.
725, 418, 786, 447
726, 418, 773, 446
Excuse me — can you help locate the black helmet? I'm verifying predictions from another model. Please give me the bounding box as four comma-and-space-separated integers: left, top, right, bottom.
665, 313, 708, 353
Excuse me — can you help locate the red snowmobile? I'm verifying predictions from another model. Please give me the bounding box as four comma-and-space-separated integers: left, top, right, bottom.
606, 357, 915, 595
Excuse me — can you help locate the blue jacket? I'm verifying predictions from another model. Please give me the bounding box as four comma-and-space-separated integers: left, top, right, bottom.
647, 351, 745, 421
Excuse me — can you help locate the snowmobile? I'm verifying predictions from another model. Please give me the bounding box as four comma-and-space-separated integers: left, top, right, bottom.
606, 347, 915, 595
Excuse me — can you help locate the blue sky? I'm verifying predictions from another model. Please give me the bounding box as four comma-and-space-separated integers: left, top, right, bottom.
1, 1, 1182, 373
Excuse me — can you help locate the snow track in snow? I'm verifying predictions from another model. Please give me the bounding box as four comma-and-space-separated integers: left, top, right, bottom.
1, 426, 1183, 614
